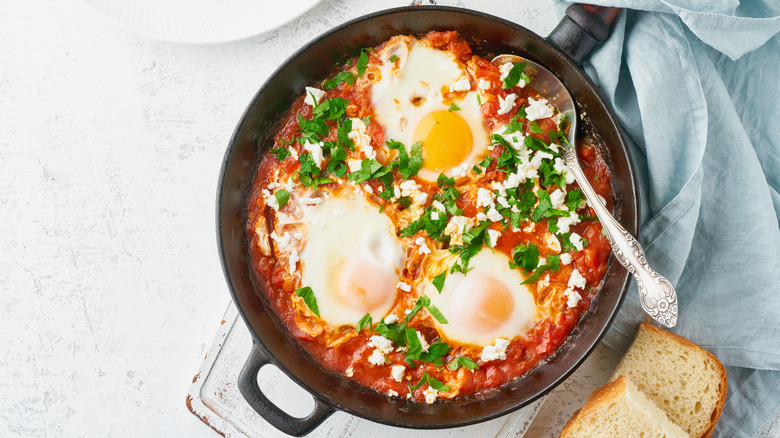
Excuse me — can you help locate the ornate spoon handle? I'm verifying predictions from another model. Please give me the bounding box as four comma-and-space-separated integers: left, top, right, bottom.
563, 147, 678, 327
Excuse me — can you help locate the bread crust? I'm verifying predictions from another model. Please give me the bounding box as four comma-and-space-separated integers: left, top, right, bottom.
559, 376, 629, 437
636, 322, 728, 438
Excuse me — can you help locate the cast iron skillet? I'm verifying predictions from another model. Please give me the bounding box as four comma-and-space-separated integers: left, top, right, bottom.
217, 4, 636, 436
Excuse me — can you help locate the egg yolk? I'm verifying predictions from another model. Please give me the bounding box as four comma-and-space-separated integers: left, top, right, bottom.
413, 109, 473, 172
449, 272, 514, 334
333, 253, 397, 313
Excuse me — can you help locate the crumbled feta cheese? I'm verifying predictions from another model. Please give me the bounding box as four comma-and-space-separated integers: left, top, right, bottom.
397, 282, 412, 292
496, 196, 510, 209
413, 192, 428, 205
415, 236, 431, 255
384, 314, 398, 325
447, 216, 472, 234
486, 207, 503, 222
363, 184, 373, 194
400, 180, 422, 197
538, 257, 547, 267
288, 147, 299, 160
304, 87, 326, 106
393, 185, 401, 199
368, 349, 386, 366
478, 78, 492, 90
480, 338, 510, 362
568, 268, 587, 290
368, 335, 394, 355
497, 93, 518, 116
262, 189, 279, 210
299, 196, 323, 206
432, 200, 446, 212
570, 232, 585, 251
554, 157, 567, 175
430, 211, 440, 220
345, 367, 354, 377
391, 365, 405, 382
450, 75, 471, 92
550, 189, 566, 210
423, 387, 438, 404
556, 212, 581, 234
545, 233, 561, 252
476, 188, 495, 208
499, 62, 513, 82
347, 159, 362, 173
415, 331, 430, 352
565, 288, 582, 308
302, 140, 325, 167
503, 172, 523, 190
288, 249, 299, 275
523, 222, 535, 233
525, 97, 554, 121
487, 229, 500, 248
491, 181, 507, 197
560, 253, 572, 265
349, 118, 375, 159
270, 231, 292, 252
387, 390, 399, 397
476, 212, 488, 221
531, 150, 554, 168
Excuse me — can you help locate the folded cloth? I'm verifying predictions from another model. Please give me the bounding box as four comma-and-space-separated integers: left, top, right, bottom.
557, 0, 780, 435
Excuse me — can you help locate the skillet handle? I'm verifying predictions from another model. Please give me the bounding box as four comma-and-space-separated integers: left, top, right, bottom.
238, 342, 335, 437
547, 4, 622, 65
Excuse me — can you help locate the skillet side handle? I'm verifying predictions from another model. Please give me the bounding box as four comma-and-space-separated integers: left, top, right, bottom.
547, 4, 622, 65
238, 343, 335, 437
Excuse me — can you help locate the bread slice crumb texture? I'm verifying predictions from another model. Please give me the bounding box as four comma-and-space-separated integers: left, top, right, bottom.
610, 323, 727, 438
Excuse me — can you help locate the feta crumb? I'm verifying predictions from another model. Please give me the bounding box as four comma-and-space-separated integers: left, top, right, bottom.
304, 87, 326, 106
487, 229, 500, 248
288, 147, 299, 160
345, 367, 354, 377
393, 185, 401, 199
432, 200, 446, 212
450, 75, 471, 92
531, 150, 554, 168
423, 386, 438, 404
497, 93, 518, 116
480, 338, 510, 362
368, 349, 386, 366
523, 222, 535, 233
364, 184, 374, 194
383, 314, 398, 325
347, 159, 362, 173
476, 212, 488, 221
496, 195, 510, 209
288, 249, 299, 275
447, 216, 472, 234
400, 180, 422, 197
387, 390, 399, 397
299, 196, 323, 206
476, 188, 495, 208
430, 211, 440, 220
565, 288, 582, 308
556, 212, 581, 234
545, 233, 561, 252
397, 282, 412, 292
302, 140, 325, 167
560, 253, 572, 265
415, 236, 431, 255
537, 274, 550, 289
491, 181, 507, 197
349, 118, 375, 159
369, 335, 394, 354
570, 232, 585, 251
538, 257, 547, 267
553, 157, 567, 175
526, 97, 554, 121
499, 62, 513, 82
478, 78, 492, 90
413, 192, 428, 205
391, 365, 405, 382
486, 207, 503, 222
568, 268, 587, 290
550, 189, 566, 210
262, 189, 279, 210
415, 331, 430, 352
270, 231, 292, 251
503, 172, 523, 190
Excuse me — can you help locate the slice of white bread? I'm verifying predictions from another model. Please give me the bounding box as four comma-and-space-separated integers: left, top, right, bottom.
559, 375, 689, 438
609, 322, 728, 438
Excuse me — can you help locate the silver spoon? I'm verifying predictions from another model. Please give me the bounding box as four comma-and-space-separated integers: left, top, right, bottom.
492, 54, 678, 328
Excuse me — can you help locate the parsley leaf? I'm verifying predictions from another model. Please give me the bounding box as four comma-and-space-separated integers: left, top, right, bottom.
270, 145, 291, 161
347, 158, 391, 184
295, 287, 320, 316
503, 62, 531, 89
322, 71, 356, 90
356, 313, 372, 333
419, 342, 450, 365
448, 103, 461, 112
274, 190, 290, 208
510, 243, 539, 273
432, 271, 446, 293
389, 54, 398, 63
521, 254, 561, 285
312, 97, 348, 120
356, 50, 369, 77
427, 304, 448, 324
413, 372, 451, 391
447, 356, 479, 371
532, 190, 553, 222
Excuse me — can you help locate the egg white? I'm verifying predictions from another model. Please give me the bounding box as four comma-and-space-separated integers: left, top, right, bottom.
297, 189, 404, 327
421, 249, 539, 346
371, 38, 491, 182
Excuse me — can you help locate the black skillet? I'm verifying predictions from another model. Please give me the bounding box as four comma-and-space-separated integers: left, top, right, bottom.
216, 4, 635, 436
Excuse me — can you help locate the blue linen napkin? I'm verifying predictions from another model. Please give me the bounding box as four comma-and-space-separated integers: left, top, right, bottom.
557, 0, 780, 435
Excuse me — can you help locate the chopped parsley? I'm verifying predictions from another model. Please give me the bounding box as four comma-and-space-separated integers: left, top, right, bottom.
411, 371, 451, 391
447, 356, 479, 371
432, 271, 446, 293
294, 287, 320, 316
322, 71, 356, 90
356, 313, 373, 333
389, 55, 398, 63
448, 103, 461, 112
502, 62, 531, 89
356, 50, 369, 77
274, 190, 290, 208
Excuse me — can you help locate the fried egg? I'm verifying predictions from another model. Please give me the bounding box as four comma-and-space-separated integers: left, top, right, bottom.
421, 249, 539, 346
297, 189, 404, 326
371, 38, 491, 182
